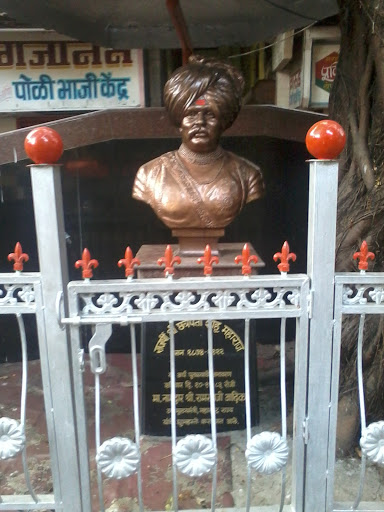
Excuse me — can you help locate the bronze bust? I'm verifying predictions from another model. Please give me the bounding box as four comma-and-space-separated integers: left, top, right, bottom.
133, 56, 265, 251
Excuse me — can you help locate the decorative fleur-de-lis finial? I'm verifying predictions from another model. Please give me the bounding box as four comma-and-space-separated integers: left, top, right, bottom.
118, 247, 140, 278
353, 241, 375, 272
197, 245, 219, 276
8, 242, 29, 272
75, 248, 99, 279
273, 241, 297, 273
157, 245, 181, 277
234, 243, 258, 276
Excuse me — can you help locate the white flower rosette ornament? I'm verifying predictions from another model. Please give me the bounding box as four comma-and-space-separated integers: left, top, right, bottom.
96, 437, 140, 479
174, 434, 216, 477
360, 421, 384, 465
246, 431, 289, 475
0, 417, 25, 460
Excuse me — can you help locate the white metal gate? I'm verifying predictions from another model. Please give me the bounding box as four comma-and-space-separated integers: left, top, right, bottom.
1, 156, 383, 511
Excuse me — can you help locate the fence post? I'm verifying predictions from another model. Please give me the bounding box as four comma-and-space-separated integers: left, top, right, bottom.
30, 164, 90, 511
304, 159, 339, 511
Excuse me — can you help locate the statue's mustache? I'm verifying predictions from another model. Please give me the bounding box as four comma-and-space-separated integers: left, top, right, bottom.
190, 127, 208, 136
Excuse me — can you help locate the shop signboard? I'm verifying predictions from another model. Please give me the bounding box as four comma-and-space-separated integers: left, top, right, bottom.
0, 39, 145, 111
310, 43, 339, 107
289, 69, 302, 109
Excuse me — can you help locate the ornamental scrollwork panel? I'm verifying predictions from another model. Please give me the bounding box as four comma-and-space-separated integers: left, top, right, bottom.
210, 290, 237, 310
369, 287, 384, 305
77, 285, 302, 318
133, 293, 161, 313
0, 284, 35, 306
80, 292, 137, 315
343, 285, 384, 306
160, 291, 210, 312
238, 287, 300, 310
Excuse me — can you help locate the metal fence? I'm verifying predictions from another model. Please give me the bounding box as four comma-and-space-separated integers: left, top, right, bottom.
1, 158, 384, 511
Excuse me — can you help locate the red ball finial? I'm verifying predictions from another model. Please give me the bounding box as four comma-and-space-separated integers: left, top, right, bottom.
305, 120, 346, 160
24, 127, 63, 164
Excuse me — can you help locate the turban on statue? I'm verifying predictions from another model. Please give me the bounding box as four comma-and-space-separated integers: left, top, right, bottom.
164, 55, 245, 131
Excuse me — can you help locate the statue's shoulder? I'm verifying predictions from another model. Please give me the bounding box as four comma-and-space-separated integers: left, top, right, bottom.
225, 151, 261, 176
225, 150, 265, 202
138, 151, 176, 175
133, 151, 177, 202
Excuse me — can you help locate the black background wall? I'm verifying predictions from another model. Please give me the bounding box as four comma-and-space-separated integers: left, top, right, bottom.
0, 136, 309, 361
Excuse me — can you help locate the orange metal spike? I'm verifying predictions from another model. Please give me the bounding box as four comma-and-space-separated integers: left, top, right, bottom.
118, 246, 140, 277
75, 248, 99, 279
273, 241, 297, 273
197, 244, 219, 276
157, 245, 181, 276
234, 243, 258, 276
353, 241, 375, 271
8, 242, 29, 272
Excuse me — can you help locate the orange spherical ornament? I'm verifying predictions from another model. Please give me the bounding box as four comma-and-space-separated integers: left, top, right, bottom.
305, 120, 346, 160
24, 127, 63, 164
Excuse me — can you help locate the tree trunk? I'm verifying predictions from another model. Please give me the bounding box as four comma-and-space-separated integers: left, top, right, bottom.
329, 0, 384, 453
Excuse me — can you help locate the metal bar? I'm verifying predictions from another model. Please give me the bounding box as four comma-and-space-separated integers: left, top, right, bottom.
352, 314, 367, 510
30, 164, 84, 510
67, 274, 309, 293
357, 315, 367, 427
207, 320, 218, 512
0, 305, 36, 314
245, 465, 253, 512
130, 323, 144, 512
279, 318, 287, 512
326, 281, 344, 512
18, 314, 27, 431
280, 319, 287, 439
60, 309, 302, 325
305, 159, 339, 511
169, 321, 179, 512
95, 372, 105, 512
17, 313, 39, 504
335, 273, 384, 285
339, 305, 384, 315
283, 279, 311, 512
0, 495, 56, 510
244, 318, 252, 444
31, 281, 62, 510
67, 289, 92, 511
0, 274, 41, 283
244, 318, 252, 512
333, 503, 384, 512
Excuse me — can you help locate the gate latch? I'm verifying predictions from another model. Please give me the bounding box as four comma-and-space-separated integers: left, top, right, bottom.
89, 323, 113, 374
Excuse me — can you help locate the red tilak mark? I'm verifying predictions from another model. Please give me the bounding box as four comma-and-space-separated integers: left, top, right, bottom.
75, 248, 99, 279
234, 243, 258, 276
353, 241, 375, 271
8, 242, 29, 272
118, 247, 140, 277
197, 244, 219, 276
157, 245, 181, 276
273, 241, 297, 273
195, 98, 206, 105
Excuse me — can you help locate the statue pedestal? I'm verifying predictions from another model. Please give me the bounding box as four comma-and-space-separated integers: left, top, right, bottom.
138, 243, 263, 436
172, 228, 225, 255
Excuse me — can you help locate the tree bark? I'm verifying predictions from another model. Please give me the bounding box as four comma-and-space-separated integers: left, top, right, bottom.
329, 0, 384, 452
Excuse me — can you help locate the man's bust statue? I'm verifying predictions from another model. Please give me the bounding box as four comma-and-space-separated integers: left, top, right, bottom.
133, 56, 265, 246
